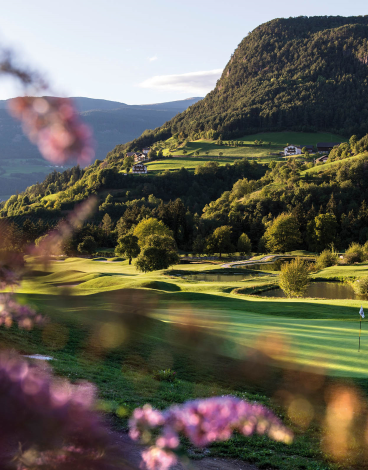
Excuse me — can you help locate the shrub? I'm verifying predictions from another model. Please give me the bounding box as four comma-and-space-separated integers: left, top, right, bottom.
136, 234, 179, 272
316, 249, 338, 269
273, 259, 284, 271
344, 243, 365, 264
77, 235, 97, 256
307, 262, 317, 273
35, 233, 48, 247
363, 241, 368, 259
153, 369, 177, 382
237, 233, 252, 255
353, 277, 368, 295
279, 258, 310, 298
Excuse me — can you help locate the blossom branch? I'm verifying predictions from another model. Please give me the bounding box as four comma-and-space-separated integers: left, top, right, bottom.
129, 396, 293, 470
0, 352, 131, 469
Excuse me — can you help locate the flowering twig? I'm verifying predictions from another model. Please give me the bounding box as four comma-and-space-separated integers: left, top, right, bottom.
0, 294, 43, 329
129, 396, 293, 470
0, 352, 130, 469
8, 96, 95, 166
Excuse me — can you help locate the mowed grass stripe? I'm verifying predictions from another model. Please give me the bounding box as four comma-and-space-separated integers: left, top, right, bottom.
22, 258, 368, 377
151, 308, 368, 377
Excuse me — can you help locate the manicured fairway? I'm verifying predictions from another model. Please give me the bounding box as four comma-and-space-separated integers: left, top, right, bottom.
151, 307, 367, 378
21, 257, 368, 379
9, 256, 368, 469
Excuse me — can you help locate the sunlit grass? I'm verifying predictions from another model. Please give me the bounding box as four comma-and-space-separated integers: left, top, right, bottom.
161, 132, 346, 158
301, 151, 368, 176
18, 257, 368, 379
5, 256, 367, 468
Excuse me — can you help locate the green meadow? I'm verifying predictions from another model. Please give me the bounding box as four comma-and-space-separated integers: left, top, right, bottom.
0, 158, 57, 176
145, 132, 347, 173
146, 156, 235, 172
0, 157, 65, 197
301, 151, 368, 176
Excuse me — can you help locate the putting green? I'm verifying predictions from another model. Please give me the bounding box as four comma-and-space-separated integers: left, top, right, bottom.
151, 308, 368, 378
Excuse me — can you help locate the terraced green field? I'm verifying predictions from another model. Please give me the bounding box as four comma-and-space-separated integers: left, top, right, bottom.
143, 131, 347, 173
146, 156, 235, 172
157, 131, 344, 159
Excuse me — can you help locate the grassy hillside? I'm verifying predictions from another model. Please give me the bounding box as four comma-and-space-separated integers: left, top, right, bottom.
143, 131, 346, 172
301, 151, 368, 176
168, 132, 346, 156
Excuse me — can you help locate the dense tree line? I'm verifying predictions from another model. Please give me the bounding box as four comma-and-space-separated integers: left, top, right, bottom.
2, 132, 368, 256
0, 159, 265, 220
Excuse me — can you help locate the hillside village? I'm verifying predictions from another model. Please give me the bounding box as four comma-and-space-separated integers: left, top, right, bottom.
124, 140, 345, 175
125, 148, 151, 173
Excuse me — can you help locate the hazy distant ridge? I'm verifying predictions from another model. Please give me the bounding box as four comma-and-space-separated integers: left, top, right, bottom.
0, 96, 203, 161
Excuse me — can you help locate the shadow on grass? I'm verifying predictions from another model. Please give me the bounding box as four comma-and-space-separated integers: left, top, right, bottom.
159, 290, 359, 320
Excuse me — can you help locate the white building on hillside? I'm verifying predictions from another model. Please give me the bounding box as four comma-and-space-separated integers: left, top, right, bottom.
134, 152, 147, 162
132, 163, 148, 174
284, 145, 302, 156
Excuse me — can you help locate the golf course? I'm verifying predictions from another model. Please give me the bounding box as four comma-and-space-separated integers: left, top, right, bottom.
2, 255, 368, 469
17, 256, 368, 379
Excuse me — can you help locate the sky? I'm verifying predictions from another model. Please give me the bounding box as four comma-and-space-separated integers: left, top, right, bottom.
0, 0, 367, 104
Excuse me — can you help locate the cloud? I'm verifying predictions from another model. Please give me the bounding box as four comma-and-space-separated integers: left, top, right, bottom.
149, 56, 158, 62
139, 69, 223, 94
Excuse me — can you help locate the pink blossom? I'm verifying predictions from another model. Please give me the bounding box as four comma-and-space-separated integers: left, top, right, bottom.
8, 96, 95, 166
0, 352, 126, 469
129, 404, 165, 440
0, 249, 24, 290
141, 447, 177, 470
0, 293, 44, 329
130, 396, 293, 470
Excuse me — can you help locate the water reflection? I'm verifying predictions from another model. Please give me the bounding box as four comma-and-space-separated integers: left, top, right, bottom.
260, 282, 366, 300
179, 273, 261, 282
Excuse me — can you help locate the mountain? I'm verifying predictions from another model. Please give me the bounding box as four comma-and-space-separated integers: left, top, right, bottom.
4, 16, 368, 258
113, 15, 368, 155
0, 96, 202, 197
77, 98, 202, 160
0, 96, 202, 161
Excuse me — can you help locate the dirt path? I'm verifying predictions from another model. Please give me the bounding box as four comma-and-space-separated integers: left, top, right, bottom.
116, 432, 259, 470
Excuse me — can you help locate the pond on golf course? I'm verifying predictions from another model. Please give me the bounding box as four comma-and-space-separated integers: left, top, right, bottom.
260, 282, 367, 300
178, 273, 264, 282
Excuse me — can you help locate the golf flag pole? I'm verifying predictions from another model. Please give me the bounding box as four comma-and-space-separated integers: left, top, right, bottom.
359, 306, 365, 352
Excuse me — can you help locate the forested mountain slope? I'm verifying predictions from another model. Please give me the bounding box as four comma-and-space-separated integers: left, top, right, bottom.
2, 134, 368, 254
112, 15, 368, 156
